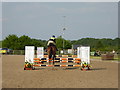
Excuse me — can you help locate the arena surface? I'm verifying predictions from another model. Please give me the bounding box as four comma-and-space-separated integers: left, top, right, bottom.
2, 55, 118, 88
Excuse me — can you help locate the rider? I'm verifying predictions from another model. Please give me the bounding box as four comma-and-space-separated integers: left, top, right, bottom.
47, 35, 58, 51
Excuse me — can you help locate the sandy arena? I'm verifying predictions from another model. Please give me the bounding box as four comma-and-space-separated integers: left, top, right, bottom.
1, 55, 118, 88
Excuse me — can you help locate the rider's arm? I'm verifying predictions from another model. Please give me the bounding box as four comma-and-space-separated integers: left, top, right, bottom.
47, 40, 50, 46
54, 39, 56, 43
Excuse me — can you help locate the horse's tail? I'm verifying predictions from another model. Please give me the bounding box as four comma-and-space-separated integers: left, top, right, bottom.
52, 46, 56, 59
50, 46, 52, 54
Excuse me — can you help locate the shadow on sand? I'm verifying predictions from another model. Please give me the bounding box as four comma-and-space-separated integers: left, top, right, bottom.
63, 67, 79, 70
64, 67, 107, 71
33, 67, 107, 71
34, 67, 79, 70
90, 68, 107, 71
33, 68, 46, 70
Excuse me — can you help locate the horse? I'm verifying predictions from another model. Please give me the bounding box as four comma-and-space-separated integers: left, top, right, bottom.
47, 45, 56, 65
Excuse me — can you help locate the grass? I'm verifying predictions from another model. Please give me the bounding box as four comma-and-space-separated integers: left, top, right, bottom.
90, 56, 101, 59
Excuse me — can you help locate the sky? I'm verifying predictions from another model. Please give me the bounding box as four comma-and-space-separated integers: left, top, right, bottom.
1, 2, 118, 40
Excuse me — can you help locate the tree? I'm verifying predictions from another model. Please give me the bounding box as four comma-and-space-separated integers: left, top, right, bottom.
56, 36, 72, 49
2, 34, 19, 49
95, 40, 104, 50
56, 36, 64, 50
64, 40, 72, 49
0, 41, 2, 48
18, 35, 32, 50
2, 34, 119, 52
30, 39, 44, 50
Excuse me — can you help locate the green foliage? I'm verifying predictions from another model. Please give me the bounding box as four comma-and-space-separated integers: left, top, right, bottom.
0, 41, 2, 48
56, 36, 72, 49
2, 34, 47, 50
56, 36, 64, 49
64, 40, 72, 49
95, 41, 104, 50
2, 34, 119, 52
71, 38, 119, 51
18, 35, 31, 50
2, 34, 19, 49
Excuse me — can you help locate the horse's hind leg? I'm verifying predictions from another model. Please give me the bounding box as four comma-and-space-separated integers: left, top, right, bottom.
49, 53, 52, 59
52, 55, 55, 65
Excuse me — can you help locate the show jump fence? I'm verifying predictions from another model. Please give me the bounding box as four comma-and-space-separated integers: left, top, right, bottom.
24, 46, 91, 70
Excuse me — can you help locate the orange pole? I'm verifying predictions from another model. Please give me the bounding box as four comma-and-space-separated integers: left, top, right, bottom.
74, 65, 81, 67
47, 65, 53, 67
61, 58, 68, 60
34, 58, 40, 60
75, 58, 81, 60
61, 65, 67, 67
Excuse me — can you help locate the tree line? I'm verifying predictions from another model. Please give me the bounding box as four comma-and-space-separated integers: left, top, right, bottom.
1, 34, 120, 52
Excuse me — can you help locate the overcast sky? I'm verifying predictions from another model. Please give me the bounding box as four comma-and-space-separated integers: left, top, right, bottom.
2, 2, 118, 40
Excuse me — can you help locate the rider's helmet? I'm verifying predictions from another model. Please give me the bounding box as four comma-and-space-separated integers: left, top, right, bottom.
50, 35, 55, 40
52, 35, 55, 38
